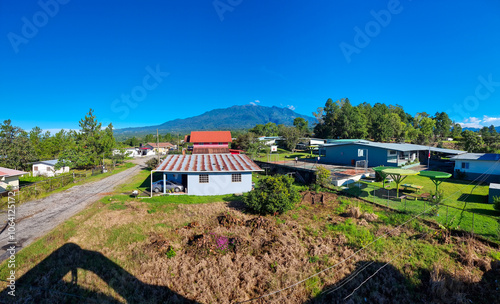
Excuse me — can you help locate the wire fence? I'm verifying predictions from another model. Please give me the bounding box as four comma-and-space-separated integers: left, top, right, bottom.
0, 164, 116, 208
342, 181, 500, 243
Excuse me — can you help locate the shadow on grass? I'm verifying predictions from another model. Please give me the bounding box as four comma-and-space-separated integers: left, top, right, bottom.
308, 259, 500, 304
467, 208, 500, 218
0, 243, 197, 303
457, 193, 488, 204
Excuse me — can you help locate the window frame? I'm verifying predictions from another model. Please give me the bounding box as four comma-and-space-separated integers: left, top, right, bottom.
232, 173, 242, 183
199, 174, 209, 183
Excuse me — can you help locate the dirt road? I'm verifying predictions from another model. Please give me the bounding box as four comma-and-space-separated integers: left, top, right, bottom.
0, 157, 151, 262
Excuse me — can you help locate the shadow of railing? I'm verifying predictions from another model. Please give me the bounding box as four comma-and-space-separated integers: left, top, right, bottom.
0, 243, 198, 303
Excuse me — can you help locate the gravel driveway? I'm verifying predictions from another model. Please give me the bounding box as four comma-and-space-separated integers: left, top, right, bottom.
0, 157, 151, 262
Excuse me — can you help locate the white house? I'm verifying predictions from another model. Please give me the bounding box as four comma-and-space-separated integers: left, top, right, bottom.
451, 153, 500, 183
32, 160, 70, 177
152, 154, 263, 196
0, 167, 28, 192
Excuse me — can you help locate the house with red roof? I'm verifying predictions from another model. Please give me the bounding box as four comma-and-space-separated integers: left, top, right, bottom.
0, 167, 28, 192
186, 131, 232, 154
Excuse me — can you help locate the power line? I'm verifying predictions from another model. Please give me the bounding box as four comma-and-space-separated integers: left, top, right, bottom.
237, 159, 500, 303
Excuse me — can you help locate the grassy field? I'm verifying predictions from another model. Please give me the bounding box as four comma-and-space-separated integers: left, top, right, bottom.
342, 175, 500, 243
1, 172, 499, 303
254, 148, 316, 162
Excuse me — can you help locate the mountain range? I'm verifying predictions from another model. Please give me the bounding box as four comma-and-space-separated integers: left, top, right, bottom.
114, 105, 316, 137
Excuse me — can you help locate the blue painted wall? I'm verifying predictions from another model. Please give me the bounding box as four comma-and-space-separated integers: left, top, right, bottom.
186, 172, 252, 195
322, 144, 398, 167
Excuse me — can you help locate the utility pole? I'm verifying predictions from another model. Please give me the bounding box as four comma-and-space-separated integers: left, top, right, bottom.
157, 129, 160, 164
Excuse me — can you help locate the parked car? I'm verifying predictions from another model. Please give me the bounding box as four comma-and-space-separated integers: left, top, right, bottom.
152, 180, 184, 193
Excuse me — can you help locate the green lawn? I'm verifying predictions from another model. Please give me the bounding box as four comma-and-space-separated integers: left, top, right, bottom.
342, 175, 500, 243
254, 148, 316, 162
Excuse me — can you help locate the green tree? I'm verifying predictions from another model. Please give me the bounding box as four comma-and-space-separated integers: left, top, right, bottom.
293, 117, 309, 135
0, 120, 37, 170
243, 175, 301, 215
57, 109, 116, 169
433, 112, 452, 138
462, 130, 484, 152
451, 123, 462, 138
279, 126, 301, 151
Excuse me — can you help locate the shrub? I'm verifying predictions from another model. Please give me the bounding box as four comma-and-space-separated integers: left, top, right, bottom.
243, 175, 301, 215
315, 165, 331, 187
146, 157, 159, 170
166, 246, 176, 258
493, 196, 500, 211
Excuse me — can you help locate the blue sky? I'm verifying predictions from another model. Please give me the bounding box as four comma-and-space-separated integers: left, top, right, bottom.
1, 0, 500, 132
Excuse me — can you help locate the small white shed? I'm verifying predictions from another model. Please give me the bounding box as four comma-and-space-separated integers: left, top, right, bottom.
32, 159, 70, 177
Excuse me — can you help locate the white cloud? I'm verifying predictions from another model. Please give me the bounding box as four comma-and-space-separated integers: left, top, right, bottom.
250, 99, 261, 106
482, 115, 500, 124
458, 115, 500, 128
287, 105, 296, 111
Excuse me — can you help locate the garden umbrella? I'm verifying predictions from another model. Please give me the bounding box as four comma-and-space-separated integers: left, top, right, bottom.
418, 171, 452, 193
381, 168, 419, 197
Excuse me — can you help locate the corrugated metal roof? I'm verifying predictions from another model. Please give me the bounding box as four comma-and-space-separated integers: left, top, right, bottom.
189, 131, 232, 143
155, 154, 263, 172
0, 167, 28, 177
489, 183, 500, 190
450, 153, 500, 161
322, 141, 466, 155
33, 159, 58, 166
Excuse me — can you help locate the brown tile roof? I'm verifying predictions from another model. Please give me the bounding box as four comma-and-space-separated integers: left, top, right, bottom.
192, 147, 230, 154
189, 131, 232, 143
155, 154, 262, 172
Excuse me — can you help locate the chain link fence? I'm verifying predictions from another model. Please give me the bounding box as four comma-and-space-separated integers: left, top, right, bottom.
342, 181, 500, 243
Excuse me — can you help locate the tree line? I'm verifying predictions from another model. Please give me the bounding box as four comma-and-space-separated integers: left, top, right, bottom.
0, 109, 116, 171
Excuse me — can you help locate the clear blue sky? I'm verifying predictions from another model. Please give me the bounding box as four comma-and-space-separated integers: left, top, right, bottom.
1, 0, 499, 132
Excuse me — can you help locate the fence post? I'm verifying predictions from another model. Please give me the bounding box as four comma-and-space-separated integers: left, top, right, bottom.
386, 189, 389, 208
372, 186, 375, 204
446, 206, 448, 223
404, 197, 407, 212
472, 212, 475, 235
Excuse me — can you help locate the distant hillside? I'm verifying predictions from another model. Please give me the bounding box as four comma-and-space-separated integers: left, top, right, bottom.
463, 126, 500, 132
114, 105, 316, 137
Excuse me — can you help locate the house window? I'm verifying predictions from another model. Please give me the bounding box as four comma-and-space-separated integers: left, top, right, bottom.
232, 173, 241, 182
34, 166, 38, 171
219, 142, 223, 145
387, 150, 397, 156
46, 167, 51, 171
199, 174, 209, 183
462, 162, 469, 169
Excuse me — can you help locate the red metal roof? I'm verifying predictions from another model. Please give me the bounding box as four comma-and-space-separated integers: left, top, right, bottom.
189, 131, 232, 143
155, 154, 262, 172
0, 167, 28, 177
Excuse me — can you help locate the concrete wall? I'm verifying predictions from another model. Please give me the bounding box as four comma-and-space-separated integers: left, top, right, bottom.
0, 176, 20, 192
186, 172, 252, 195
454, 160, 500, 183
32, 164, 70, 177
